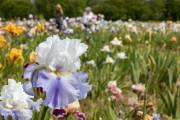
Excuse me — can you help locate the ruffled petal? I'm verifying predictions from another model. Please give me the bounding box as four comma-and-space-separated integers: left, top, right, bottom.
14, 110, 32, 120
71, 72, 92, 99
31, 68, 91, 109
23, 81, 34, 96
29, 99, 43, 112
0, 110, 10, 120
43, 77, 79, 109
32, 70, 79, 109
23, 63, 38, 80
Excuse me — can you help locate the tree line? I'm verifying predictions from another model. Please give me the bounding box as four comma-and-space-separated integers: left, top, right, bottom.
0, 0, 180, 21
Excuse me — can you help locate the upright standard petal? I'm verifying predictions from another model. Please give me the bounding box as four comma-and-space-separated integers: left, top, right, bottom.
35, 35, 88, 72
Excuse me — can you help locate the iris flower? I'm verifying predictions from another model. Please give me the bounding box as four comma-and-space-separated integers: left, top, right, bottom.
0, 79, 42, 120
36, 35, 88, 72
0, 35, 6, 49
6, 48, 23, 63
23, 35, 91, 114
4, 23, 24, 36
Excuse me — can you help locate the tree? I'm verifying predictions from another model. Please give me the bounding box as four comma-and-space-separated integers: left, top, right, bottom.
93, 0, 128, 20
0, 0, 34, 19
166, 0, 180, 20
148, 0, 166, 20
35, 0, 86, 19
126, 0, 151, 20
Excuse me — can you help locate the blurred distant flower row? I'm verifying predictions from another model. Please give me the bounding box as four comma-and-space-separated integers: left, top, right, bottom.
0, 14, 180, 38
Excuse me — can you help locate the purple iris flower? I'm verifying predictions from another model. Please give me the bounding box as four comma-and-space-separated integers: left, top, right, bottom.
29, 99, 43, 112
23, 81, 34, 96
70, 72, 91, 99
0, 110, 11, 120
23, 64, 91, 110
34, 70, 80, 109
23, 63, 38, 96
75, 111, 86, 120
0, 99, 42, 120
23, 63, 38, 80
153, 113, 161, 120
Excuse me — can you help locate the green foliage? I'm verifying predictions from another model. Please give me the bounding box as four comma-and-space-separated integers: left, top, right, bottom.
159, 86, 180, 118
35, 0, 56, 19
35, 0, 86, 18
90, 0, 180, 21
93, 0, 128, 20
148, 0, 166, 20
166, 0, 180, 20
60, 0, 86, 17
0, 0, 180, 20
0, 0, 178, 20
0, 0, 34, 19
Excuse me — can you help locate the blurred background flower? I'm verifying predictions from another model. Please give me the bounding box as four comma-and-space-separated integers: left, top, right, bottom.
6, 48, 23, 63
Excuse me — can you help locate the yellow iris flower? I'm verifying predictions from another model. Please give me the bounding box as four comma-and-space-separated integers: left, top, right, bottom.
0, 35, 6, 49
36, 22, 45, 33
29, 51, 37, 63
4, 23, 24, 36
6, 48, 23, 63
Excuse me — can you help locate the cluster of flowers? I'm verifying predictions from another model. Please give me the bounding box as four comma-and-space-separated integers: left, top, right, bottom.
84, 37, 128, 68
101, 37, 127, 64
107, 81, 160, 120
107, 81, 123, 101
0, 12, 107, 37
0, 14, 178, 67
108, 20, 180, 33
0, 35, 91, 120
0, 13, 180, 38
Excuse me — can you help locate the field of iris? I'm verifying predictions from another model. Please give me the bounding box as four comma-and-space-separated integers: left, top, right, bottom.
0, 18, 180, 120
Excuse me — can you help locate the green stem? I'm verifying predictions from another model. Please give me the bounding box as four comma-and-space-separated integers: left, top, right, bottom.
38, 106, 48, 120
142, 89, 147, 120
142, 69, 150, 120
